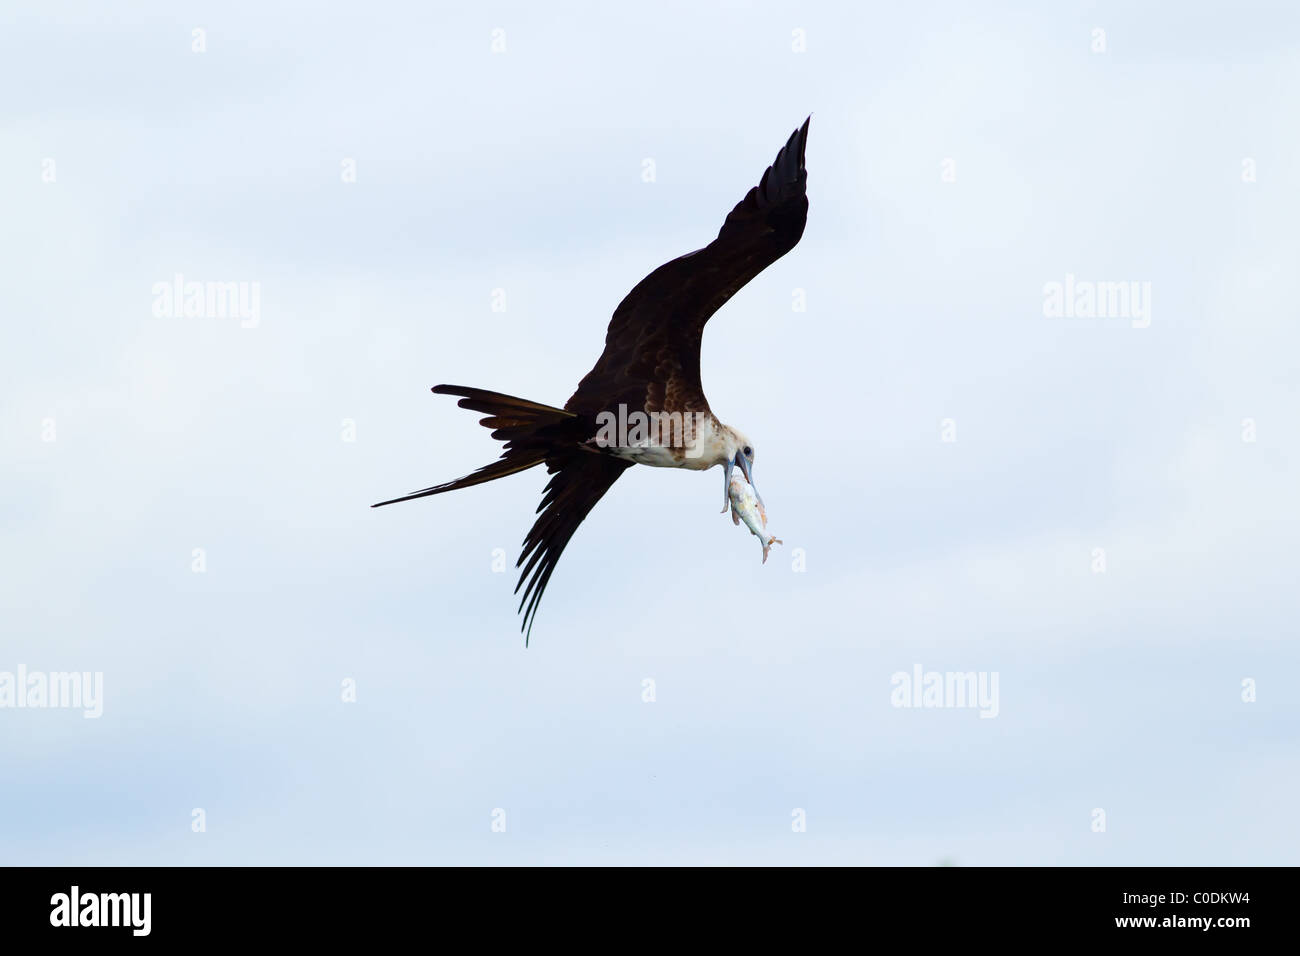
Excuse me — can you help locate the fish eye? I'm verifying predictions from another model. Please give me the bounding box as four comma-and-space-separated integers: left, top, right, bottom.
743, 445, 753, 458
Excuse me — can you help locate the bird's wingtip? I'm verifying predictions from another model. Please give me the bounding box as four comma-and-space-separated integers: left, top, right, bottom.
778, 116, 811, 173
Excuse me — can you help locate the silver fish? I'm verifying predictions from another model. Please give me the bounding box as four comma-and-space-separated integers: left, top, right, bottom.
728, 472, 782, 563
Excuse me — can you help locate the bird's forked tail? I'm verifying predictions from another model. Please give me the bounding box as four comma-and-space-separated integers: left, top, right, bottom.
371, 385, 577, 507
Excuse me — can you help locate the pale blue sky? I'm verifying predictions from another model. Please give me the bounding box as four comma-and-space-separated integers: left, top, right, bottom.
2, 1, 1297, 864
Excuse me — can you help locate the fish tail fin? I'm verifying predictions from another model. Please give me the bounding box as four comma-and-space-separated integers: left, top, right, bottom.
371, 385, 576, 508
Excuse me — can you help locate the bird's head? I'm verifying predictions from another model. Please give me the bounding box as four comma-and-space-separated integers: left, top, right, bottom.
720, 425, 762, 510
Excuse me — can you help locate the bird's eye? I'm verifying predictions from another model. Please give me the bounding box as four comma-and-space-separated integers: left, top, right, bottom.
743, 446, 753, 458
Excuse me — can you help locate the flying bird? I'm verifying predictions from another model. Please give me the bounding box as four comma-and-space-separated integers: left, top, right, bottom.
375, 117, 811, 641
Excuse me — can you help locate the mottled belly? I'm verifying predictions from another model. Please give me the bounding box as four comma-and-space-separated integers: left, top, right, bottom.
605, 444, 689, 468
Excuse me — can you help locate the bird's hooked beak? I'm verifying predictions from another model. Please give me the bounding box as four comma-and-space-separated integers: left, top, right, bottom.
721, 449, 763, 514
736, 451, 763, 509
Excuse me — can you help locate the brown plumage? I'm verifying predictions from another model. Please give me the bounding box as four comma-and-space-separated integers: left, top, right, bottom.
567, 116, 810, 420
374, 117, 811, 643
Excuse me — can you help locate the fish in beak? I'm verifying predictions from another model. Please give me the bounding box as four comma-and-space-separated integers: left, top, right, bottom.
721, 450, 763, 513
736, 450, 762, 508
727, 470, 782, 564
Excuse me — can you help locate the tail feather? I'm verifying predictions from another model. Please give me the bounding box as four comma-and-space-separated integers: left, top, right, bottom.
431, 384, 575, 422
371, 385, 577, 508
371, 453, 546, 507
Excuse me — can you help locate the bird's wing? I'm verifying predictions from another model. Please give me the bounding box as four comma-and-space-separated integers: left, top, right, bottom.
515, 452, 633, 643
566, 116, 810, 418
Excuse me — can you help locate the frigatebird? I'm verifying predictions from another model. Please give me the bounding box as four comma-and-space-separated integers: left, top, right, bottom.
375, 117, 810, 641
